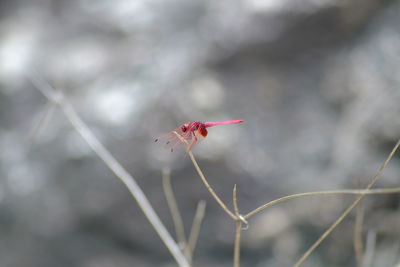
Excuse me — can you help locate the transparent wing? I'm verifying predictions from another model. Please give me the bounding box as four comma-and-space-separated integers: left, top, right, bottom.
155, 128, 189, 152
155, 124, 208, 151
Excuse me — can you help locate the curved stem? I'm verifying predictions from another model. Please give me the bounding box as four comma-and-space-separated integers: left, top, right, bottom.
171, 131, 237, 220
245, 187, 400, 220
187, 150, 237, 220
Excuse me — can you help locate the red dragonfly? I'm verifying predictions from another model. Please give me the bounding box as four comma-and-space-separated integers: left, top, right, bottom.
155, 120, 243, 151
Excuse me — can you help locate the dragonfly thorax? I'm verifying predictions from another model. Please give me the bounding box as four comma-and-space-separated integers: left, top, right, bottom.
181, 123, 189, 132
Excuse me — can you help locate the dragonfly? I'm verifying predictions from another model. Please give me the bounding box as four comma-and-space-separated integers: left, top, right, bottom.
155, 120, 243, 151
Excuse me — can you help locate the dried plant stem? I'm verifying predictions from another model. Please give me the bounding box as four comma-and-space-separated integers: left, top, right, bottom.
31, 76, 189, 267
234, 220, 242, 267
171, 132, 237, 220
162, 169, 187, 247
28, 100, 56, 144
188, 200, 206, 254
245, 187, 400, 219
363, 230, 376, 267
233, 185, 239, 216
233, 185, 242, 267
187, 150, 237, 220
293, 139, 400, 267
354, 203, 364, 267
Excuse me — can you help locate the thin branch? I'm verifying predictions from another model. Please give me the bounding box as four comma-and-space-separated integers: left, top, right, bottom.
363, 230, 376, 267
293, 139, 400, 267
233, 184, 239, 216
234, 220, 242, 267
354, 202, 364, 267
188, 200, 206, 255
162, 168, 187, 247
188, 149, 236, 220
232, 184, 242, 267
28, 100, 56, 144
245, 187, 400, 219
30, 76, 190, 267
172, 132, 237, 220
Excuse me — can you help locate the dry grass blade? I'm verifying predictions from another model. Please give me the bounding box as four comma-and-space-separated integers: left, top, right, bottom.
28, 100, 56, 144
363, 230, 376, 267
30, 76, 190, 267
354, 202, 364, 267
188, 200, 206, 255
162, 168, 187, 247
233, 184, 239, 216
293, 139, 400, 267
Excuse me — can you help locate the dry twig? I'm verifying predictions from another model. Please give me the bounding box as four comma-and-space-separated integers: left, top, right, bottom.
363, 230, 376, 267
30, 76, 189, 267
188, 200, 206, 255
162, 168, 187, 247
28, 99, 56, 144
172, 131, 237, 220
293, 139, 400, 267
233, 185, 242, 267
244, 187, 400, 220
354, 202, 364, 267
31, 76, 400, 267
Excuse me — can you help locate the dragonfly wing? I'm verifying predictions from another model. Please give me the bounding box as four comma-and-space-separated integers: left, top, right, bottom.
155, 122, 211, 152
155, 127, 188, 152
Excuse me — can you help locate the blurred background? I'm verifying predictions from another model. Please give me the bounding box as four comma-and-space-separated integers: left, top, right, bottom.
1, 0, 400, 266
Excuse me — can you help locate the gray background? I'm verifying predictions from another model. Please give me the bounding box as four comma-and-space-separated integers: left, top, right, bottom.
1, 0, 400, 266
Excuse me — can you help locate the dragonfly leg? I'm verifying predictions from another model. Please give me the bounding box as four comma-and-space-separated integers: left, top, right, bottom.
188, 133, 198, 151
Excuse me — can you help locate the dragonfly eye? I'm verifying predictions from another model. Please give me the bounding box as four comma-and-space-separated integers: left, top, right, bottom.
181, 125, 187, 132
